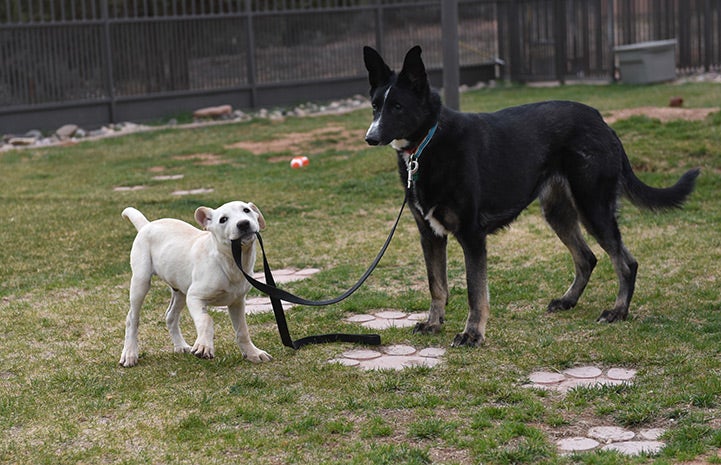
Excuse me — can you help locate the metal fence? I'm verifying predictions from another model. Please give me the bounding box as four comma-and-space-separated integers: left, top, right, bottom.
2, 0, 720, 133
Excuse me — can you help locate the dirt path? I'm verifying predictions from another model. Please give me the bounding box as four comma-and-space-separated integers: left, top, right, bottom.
603, 106, 718, 124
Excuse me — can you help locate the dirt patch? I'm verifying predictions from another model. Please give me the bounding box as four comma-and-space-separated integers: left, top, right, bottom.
604, 106, 718, 124
225, 125, 366, 159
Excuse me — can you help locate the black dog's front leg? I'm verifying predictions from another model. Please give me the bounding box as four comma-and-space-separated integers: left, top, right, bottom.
412, 218, 449, 335
452, 235, 489, 347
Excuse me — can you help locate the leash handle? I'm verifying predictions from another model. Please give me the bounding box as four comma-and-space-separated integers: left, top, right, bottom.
232, 197, 406, 349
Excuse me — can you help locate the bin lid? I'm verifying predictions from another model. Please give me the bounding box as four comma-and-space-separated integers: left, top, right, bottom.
614, 39, 677, 53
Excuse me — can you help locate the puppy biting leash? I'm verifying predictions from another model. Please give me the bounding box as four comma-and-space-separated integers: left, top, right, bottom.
231, 197, 407, 349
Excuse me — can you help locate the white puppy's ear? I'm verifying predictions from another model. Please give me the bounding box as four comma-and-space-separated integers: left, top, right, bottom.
249, 203, 266, 230
194, 206, 214, 229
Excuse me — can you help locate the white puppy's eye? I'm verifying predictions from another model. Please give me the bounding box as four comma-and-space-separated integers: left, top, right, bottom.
219, 216, 228, 224
243, 208, 251, 213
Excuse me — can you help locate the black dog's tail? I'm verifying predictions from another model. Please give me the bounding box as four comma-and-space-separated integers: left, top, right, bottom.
621, 159, 700, 211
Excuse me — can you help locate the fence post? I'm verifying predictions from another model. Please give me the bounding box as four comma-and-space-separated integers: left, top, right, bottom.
607, 0, 615, 81
507, 0, 522, 82
375, 0, 384, 54
704, 0, 712, 72
441, 0, 459, 110
244, 0, 257, 108
100, 0, 117, 123
553, 0, 566, 84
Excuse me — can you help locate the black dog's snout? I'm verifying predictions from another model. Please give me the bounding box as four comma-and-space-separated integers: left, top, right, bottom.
365, 136, 381, 146
236, 220, 250, 231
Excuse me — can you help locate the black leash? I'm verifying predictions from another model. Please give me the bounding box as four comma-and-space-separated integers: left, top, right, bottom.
231, 197, 407, 349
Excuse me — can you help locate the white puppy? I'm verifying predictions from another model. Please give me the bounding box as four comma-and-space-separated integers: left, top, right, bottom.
119, 201, 272, 367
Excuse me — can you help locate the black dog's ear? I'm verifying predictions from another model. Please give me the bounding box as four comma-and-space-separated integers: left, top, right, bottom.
363, 46, 393, 90
398, 45, 428, 95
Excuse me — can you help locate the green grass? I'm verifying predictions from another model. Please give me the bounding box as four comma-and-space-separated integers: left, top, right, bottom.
1, 82, 720, 464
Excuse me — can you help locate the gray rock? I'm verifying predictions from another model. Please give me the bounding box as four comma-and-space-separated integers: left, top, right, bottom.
56, 124, 79, 139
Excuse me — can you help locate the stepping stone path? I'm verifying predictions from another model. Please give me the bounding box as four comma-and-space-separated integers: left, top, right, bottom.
526, 366, 667, 456
209, 261, 663, 457
329, 345, 445, 371
331, 311, 446, 370
210, 268, 320, 314
344, 310, 428, 329
247, 268, 320, 314
524, 366, 637, 393
557, 426, 665, 456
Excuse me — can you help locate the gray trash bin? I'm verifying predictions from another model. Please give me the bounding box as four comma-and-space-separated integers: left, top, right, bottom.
613, 39, 677, 84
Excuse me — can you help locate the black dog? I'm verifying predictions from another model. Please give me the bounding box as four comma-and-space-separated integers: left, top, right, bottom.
363, 45, 700, 347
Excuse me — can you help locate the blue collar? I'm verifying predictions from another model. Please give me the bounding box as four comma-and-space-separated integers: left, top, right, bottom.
406, 122, 438, 188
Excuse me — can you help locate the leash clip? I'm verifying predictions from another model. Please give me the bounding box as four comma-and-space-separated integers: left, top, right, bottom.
407, 159, 419, 189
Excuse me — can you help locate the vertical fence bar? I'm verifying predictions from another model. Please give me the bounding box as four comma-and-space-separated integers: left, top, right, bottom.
442, 0, 460, 109
508, 0, 521, 81
553, 0, 566, 83
608, 0, 615, 81
704, 0, 712, 71
374, 0, 383, 54
496, 0, 507, 80
244, 0, 257, 107
101, 0, 116, 123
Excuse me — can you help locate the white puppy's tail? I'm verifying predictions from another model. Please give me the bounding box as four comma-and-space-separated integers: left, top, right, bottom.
122, 207, 150, 232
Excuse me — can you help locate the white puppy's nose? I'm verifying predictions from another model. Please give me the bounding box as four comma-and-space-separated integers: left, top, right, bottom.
237, 220, 250, 231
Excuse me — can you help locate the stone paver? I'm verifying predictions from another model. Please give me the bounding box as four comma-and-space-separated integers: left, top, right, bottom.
211, 268, 320, 315
171, 188, 214, 196
329, 344, 445, 371
527, 366, 666, 456
251, 268, 321, 285
244, 296, 293, 315
328, 311, 445, 370
557, 426, 666, 456
524, 366, 637, 393
244, 268, 321, 314
344, 310, 428, 330
152, 174, 184, 181
601, 440, 665, 455
588, 426, 636, 442
557, 437, 600, 452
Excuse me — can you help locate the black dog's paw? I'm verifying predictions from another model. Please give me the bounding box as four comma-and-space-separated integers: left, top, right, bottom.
547, 298, 575, 313
413, 321, 443, 335
451, 331, 485, 347
596, 307, 629, 323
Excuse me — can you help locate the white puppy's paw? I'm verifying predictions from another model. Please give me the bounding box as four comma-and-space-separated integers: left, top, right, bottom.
245, 349, 273, 363
119, 349, 138, 367
191, 341, 215, 359
173, 343, 192, 354
240, 342, 273, 363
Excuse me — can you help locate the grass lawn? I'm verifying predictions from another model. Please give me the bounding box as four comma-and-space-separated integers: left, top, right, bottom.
1, 82, 720, 464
